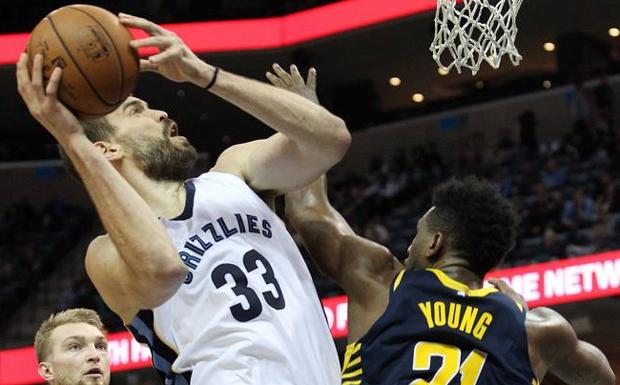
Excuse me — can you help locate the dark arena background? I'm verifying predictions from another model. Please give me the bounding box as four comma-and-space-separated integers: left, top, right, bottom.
0, 1, 619, 384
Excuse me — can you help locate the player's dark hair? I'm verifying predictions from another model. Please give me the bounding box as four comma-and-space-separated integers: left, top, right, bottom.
58, 117, 117, 184
427, 175, 518, 277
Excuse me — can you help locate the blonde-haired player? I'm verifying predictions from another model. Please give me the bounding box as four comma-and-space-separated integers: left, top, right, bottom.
35, 309, 109, 385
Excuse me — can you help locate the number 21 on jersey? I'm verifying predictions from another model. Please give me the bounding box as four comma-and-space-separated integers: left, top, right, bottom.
411, 342, 487, 385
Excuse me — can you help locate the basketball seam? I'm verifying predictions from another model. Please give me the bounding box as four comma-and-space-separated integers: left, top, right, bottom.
27, 30, 33, 59
46, 14, 117, 107
67, 6, 129, 104
26, 29, 33, 74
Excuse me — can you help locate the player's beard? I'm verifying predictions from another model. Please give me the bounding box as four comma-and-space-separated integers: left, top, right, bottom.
120, 134, 198, 182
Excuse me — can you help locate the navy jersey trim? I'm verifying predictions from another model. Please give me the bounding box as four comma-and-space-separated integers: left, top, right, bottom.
127, 310, 192, 385
341, 342, 363, 384
348, 268, 536, 385
170, 180, 196, 221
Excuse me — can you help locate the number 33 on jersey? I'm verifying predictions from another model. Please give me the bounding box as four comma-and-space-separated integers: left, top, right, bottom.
128, 172, 340, 385
212, 249, 285, 322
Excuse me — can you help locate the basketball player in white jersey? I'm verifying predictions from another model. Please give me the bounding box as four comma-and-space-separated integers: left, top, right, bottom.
16, 13, 348, 385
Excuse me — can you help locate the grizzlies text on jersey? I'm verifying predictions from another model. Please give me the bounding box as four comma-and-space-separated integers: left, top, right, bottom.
127, 172, 340, 385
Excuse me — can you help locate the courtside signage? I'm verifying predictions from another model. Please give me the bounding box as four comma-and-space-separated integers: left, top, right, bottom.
1, 250, 618, 385
485, 249, 620, 307
321, 295, 349, 338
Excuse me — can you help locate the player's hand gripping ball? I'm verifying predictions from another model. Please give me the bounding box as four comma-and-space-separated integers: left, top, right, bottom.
27, 4, 139, 118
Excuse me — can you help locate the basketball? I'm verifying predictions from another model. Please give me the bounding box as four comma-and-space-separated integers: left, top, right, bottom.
27, 4, 139, 118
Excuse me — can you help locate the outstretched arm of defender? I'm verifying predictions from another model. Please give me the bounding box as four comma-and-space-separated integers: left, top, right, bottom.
285, 176, 400, 296
265, 65, 401, 295
16, 54, 187, 323
119, 14, 351, 194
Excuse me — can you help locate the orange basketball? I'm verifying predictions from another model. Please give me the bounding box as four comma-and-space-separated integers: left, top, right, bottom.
27, 4, 139, 118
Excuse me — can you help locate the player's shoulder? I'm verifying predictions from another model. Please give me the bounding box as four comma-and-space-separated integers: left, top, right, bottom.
340, 234, 401, 282
84, 235, 118, 290
87, 233, 111, 250
86, 234, 118, 262
526, 307, 577, 358
211, 140, 266, 180
527, 307, 570, 329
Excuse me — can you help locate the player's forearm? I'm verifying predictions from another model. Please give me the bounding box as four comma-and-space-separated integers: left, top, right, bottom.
285, 175, 331, 218
553, 341, 615, 385
285, 176, 354, 278
285, 176, 353, 236
201, 65, 350, 160
573, 341, 615, 385
288, 214, 346, 280
61, 134, 182, 274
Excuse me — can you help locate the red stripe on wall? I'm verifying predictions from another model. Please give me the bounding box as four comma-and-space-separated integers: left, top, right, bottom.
0, 0, 444, 65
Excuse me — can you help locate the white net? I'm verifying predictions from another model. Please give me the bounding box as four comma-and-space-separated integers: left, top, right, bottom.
430, 0, 524, 75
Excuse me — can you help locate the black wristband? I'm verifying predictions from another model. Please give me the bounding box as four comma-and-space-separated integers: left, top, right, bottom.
205, 67, 219, 90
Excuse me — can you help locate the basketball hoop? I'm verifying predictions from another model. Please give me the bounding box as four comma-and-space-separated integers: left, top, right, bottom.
430, 0, 524, 75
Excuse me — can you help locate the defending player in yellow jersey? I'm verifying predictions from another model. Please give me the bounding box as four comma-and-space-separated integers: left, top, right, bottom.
265, 67, 616, 385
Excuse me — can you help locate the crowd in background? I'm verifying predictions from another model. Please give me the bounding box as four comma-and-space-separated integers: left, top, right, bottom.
0, 74, 618, 334
329, 75, 619, 267
0, 198, 89, 328
47, 75, 619, 331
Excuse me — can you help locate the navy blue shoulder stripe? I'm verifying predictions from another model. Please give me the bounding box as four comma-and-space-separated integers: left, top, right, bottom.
127, 310, 192, 385
171, 180, 196, 221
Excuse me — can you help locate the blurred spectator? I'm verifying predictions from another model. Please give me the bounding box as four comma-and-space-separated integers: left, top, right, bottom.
493, 130, 516, 167
491, 167, 514, 198
517, 160, 541, 195
456, 141, 483, 176
593, 71, 614, 130
523, 183, 562, 237
595, 170, 620, 215
537, 227, 566, 260
561, 189, 597, 230
518, 110, 538, 155
566, 219, 618, 256
590, 219, 619, 252
57, 279, 82, 311
569, 78, 593, 125
609, 139, 620, 166
426, 142, 446, 181
363, 216, 391, 245
42, 198, 67, 229
569, 119, 599, 159
541, 158, 567, 189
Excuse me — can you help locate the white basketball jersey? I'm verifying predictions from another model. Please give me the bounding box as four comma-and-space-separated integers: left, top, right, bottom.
128, 172, 340, 385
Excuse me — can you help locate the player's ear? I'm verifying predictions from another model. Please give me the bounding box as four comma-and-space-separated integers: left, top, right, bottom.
427, 232, 444, 257
38, 361, 54, 382
94, 141, 124, 161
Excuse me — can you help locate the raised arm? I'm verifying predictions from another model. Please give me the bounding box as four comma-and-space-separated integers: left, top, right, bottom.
16, 54, 186, 323
286, 173, 408, 341
260, 65, 401, 294
285, 175, 401, 294
119, 14, 351, 194
209, 64, 350, 193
